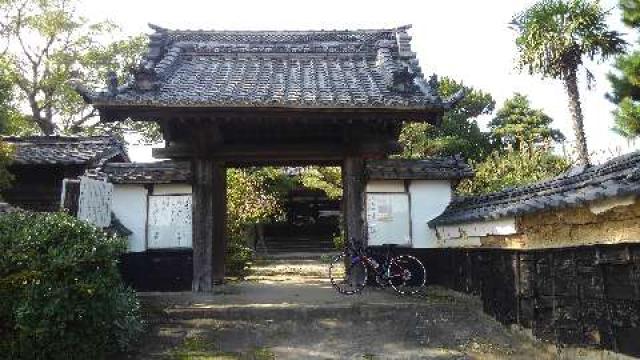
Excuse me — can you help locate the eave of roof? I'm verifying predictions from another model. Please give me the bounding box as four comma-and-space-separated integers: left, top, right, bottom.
430, 151, 640, 227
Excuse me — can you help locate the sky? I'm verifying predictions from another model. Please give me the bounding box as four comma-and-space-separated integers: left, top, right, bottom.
79, 0, 638, 163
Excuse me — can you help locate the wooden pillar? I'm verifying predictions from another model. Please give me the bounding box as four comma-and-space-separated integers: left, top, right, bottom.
191, 159, 226, 291
211, 162, 227, 285
342, 156, 366, 247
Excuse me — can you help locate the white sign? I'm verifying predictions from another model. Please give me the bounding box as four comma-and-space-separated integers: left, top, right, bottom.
147, 195, 192, 248
77, 176, 113, 228
366, 193, 411, 246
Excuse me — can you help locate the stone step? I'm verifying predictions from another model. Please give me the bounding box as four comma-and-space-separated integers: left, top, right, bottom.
147, 301, 454, 322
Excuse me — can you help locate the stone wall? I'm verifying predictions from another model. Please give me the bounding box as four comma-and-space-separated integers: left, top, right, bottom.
414, 245, 640, 357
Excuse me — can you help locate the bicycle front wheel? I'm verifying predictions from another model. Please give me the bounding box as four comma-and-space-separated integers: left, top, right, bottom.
389, 255, 426, 295
329, 253, 368, 295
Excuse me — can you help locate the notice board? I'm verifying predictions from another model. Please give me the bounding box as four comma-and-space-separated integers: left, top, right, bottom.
366, 193, 411, 246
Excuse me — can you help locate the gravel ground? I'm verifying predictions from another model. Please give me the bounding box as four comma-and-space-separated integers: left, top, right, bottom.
122, 257, 560, 360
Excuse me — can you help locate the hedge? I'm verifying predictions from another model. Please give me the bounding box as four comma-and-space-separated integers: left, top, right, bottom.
0, 211, 143, 359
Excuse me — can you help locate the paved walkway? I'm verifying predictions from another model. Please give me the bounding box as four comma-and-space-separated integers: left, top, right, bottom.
128, 256, 558, 359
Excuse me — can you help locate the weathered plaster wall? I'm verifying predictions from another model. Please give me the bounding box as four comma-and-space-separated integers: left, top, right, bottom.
518, 196, 640, 249
435, 218, 518, 248
434, 196, 640, 250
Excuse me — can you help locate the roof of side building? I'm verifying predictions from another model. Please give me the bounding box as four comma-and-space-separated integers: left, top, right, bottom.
102, 161, 190, 184
366, 157, 473, 180
430, 151, 640, 226
2, 136, 129, 167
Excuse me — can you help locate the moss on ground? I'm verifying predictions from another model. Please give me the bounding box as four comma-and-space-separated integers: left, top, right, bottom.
169, 335, 275, 360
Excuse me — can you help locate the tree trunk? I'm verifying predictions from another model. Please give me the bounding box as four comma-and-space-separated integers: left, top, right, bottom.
27, 95, 56, 135
564, 68, 590, 167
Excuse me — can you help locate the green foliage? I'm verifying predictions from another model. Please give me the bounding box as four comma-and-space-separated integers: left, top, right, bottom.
398, 77, 495, 161
332, 230, 345, 251
612, 97, 640, 137
0, 0, 154, 140
226, 169, 283, 276
607, 1, 640, 138
457, 149, 570, 195
512, 0, 626, 80
0, 141, 15, 192
0, 211, 144, 359
299, 166, 342, 199
620, 0, 640, 27
490, 93, 564, 150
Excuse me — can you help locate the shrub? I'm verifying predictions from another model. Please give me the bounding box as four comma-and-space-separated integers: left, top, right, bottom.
0, 211, 144, 359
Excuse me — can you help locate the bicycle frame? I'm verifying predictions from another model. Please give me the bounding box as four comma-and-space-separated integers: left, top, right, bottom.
348, 247, 405, 286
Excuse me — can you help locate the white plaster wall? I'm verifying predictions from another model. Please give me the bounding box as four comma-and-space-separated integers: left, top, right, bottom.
152, 184, 192, 195
366, 180, 405, 193
408, 180, 453, 248
434, 217, 518, 248
112, 185, 148, 252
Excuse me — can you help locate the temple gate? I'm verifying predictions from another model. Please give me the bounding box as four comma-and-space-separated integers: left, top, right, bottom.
79, 24, 461, 291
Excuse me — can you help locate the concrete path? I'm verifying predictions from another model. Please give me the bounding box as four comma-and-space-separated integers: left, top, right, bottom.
127, 256, 558, 359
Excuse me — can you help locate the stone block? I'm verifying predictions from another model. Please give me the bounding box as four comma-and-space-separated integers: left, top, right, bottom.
603, 265, 636, 300
596, 246, 631, 265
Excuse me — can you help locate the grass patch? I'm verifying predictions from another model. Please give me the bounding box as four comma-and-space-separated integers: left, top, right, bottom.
169, 336, 275, 360
250, 347, 276, 360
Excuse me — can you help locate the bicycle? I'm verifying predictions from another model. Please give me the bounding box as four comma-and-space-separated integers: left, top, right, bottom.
329, 238, 426, 295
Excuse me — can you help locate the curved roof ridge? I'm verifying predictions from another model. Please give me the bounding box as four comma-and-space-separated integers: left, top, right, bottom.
149, 23, 411, 35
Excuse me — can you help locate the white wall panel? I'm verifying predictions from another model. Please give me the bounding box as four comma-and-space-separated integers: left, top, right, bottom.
112, 185, 148, 252
409, 180, 452, 248
152, 184, 192, 195
365, 180, 405, 193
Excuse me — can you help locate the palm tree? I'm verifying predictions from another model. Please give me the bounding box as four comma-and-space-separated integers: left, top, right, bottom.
512, 0, 626, 166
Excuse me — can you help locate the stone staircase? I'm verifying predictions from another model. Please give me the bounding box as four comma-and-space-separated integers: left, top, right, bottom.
261, 235, 335, 254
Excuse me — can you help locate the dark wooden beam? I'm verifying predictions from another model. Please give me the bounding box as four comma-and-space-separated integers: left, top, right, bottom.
343, 156, 366, 247
153, 141, 399, 162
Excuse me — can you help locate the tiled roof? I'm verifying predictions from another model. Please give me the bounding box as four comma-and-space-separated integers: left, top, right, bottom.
3, 136, 129, 167
79, 25, 462, 111
430, 151, 640, 226
366, 157, 473, 180
103, 161, 190, 184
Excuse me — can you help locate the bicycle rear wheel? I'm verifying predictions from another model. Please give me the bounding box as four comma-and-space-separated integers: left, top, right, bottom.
389, 255, 426, 295
329, 253, 368, 295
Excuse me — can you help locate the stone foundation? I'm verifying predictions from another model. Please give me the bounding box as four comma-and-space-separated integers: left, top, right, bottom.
411, 243, 640, 357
